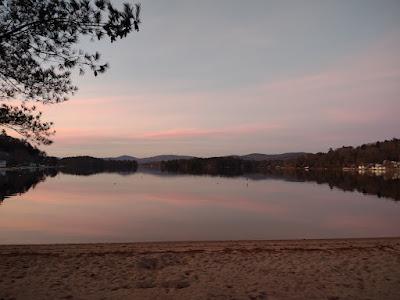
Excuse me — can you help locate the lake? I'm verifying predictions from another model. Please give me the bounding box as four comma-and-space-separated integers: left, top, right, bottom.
1, 169, 399, 244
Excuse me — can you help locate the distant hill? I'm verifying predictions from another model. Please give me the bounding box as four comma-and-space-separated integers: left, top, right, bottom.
138, 155, 195, 164
106, 155, 194, 164
106, 155, 138, 161
107, 153, 306, 164
239, 152, 307, 161
104, 138, 400, 168
159, 138, 400, 175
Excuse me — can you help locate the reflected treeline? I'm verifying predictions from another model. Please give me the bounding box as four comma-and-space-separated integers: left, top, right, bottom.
1, 167, 399, 203
159, 158, 400, 201
0, 169, 58, 203
60, 167, 138, 176
0, 165, 138, 203
244, 169, 400, 202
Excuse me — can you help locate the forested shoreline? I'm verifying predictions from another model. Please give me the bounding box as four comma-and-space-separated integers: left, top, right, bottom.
0, 134, 137, 172
1, 133, 399, 175
160, 139, 400, 175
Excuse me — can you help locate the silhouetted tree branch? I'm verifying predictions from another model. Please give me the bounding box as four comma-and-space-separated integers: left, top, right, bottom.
0, 104, 54, 144
0, 0, 141, 144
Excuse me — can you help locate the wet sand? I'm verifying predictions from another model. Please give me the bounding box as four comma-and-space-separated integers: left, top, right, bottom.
1, 238, 400, 300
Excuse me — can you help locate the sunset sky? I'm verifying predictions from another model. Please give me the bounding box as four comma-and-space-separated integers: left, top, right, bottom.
40, 0, 400, 158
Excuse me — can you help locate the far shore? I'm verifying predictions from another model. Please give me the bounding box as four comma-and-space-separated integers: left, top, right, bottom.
1, 237, 399, 299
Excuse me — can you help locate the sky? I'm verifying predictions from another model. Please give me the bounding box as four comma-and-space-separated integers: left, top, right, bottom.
38, 0, 400, 158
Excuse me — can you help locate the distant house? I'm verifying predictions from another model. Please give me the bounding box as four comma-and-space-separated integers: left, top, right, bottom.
370, 163, 386, 173
383, 160, 400, 169
0, 160, 6, 168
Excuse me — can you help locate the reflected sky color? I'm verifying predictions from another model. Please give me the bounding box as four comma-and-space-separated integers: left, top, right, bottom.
16, 0, 399, 157
1, 172, 399, 244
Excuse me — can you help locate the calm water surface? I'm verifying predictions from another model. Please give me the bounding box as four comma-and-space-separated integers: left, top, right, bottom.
1, 171, 400, 244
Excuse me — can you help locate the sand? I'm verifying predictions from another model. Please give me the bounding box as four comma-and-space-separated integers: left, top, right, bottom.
1, 238, 400, 300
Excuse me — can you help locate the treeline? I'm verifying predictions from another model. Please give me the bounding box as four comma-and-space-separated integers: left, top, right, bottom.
284, 139, 400, 169
0, 135, 138, 173
161, 139, 400, 174
0, 134, 47, 166
60, 156, 138, 175
160, 156, 260, 176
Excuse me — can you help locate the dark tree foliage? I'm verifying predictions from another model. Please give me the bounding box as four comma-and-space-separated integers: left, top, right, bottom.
160, 139, 400, 174
288, 138, 400, 168
255, 169, 400, 202
0, 0, 141, 144
60, 155, 138, 175
0, 104, 54, 144
0, 132, 58, 165
0, 169, 57, 203
161, 157, 259, 177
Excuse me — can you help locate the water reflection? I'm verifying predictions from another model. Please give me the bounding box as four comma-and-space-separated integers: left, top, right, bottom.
145, 168, 400, 202
60, 167, 138, 177
0, 169, 399, 244
1, 168, 400, 203
0, 168, 137, 203
0, 169, 57, 202
245, 169, 400, 201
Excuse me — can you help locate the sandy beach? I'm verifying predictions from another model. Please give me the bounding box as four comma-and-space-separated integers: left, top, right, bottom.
1, 238, 399, 300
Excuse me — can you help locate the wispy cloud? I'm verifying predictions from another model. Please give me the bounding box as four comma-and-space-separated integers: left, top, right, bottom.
139, 123, 282, 140
44, 31, 400, 156
53, 123, 283, 144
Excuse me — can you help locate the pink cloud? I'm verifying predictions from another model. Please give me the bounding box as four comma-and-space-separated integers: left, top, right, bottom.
139, 123, 282, 140
51, 123, 283, 145
39, 34, 400, 156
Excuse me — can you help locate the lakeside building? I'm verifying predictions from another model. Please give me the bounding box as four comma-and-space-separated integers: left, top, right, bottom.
349, 162, 400, 172
383, 160, 400, 169
0, 160, 6, 168
354, 161, 400, 176
371, 164, 386, 171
